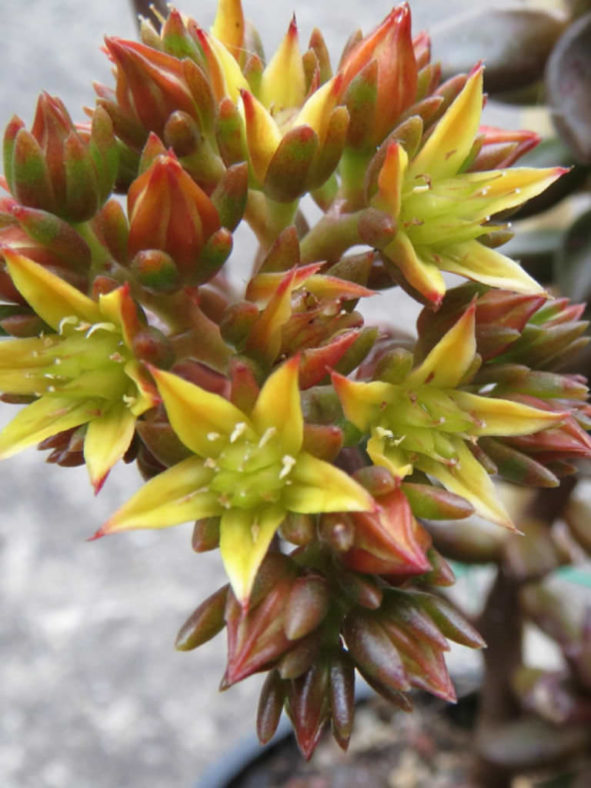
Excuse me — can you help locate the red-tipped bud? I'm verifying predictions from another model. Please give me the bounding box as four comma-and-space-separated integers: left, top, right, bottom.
343, 610, 410, 692
344, 489, 431, 576
288, 660, 331, 760
329, 650, 355, 750
127, 152, 220, 283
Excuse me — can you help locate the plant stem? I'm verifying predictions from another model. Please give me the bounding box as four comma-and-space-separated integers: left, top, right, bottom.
299, 211, 362, 264
472, 478, 577, 787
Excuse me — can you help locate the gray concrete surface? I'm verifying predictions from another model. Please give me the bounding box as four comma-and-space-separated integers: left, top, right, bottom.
0, 2, 580, 787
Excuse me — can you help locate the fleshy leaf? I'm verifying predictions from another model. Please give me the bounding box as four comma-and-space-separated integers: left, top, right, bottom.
331, 373, 392, 432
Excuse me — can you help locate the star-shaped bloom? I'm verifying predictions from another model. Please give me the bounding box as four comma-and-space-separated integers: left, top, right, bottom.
333, 305, 565, 528
96, 356, 374, 604
0, 250, 157, 490
374, 67, 566, 306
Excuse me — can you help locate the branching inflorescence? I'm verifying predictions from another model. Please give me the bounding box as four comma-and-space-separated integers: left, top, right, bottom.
1, 0, 590, 759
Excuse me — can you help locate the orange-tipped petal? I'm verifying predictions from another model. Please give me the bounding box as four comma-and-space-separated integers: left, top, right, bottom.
150, 366, 253, 457
220, 504, 286, 604
240, 89, 282, 183
407, 305, 476, 389
285, 451, 374, 513
332, 372, 392, 432
3, 250, 100, 329
95, 456, 221, 536
260, 16, 306, 111
84, 403, 136, 493
211, 0, 245, 59
408, 66, 483, 182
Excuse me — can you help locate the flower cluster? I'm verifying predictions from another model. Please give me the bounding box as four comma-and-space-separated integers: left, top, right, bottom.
1, 0, 589, 758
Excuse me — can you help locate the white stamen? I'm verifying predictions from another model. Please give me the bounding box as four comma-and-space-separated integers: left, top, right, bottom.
58, 316, 78, 334
258, 426, 277, 448
109, 352, 125, 363
375, 426, 394, 440
122, 394, 136, 406
207, 432, 220, 442
279, 454, 296, 480
204, 457, 219, 469
85, 321, 116, 338
230, 422, 248, 443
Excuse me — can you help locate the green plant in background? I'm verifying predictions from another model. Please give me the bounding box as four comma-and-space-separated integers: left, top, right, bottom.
0, 0, 590, 783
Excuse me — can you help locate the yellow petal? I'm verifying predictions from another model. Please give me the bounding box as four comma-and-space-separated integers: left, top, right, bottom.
0, 395, 101, 459
376, 141, 408, 218
220, 504, 285, 604
417, 438, 515, 529
407, 66, 483, 182
250, 356, 303, 455
331, 372, 393, 432
95, 456, 221, 535
382, 232, 446, 306
3, 250, 101, 330
260, 17, 306, 111
206, 30, 250, 101
440, 240, 545, 294
151, 367, 253, 457
293, 75, 342, 145
84, 403, 136, 493
407, 305, 476, 389
284, 451, 374, 513
245, 266, 300, 363
240, 89, 283, 183
452, 391, 565, 437
98, 285, 141, 348
211, 0, 245, 59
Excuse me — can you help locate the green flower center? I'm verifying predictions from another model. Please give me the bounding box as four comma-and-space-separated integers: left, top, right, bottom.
36, 318, 135, 403
208, 424, 296, 509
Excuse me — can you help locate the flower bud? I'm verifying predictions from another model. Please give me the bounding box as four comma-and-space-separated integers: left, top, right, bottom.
175, 584, 229, 651
257, 670, 286, 744
127, 151, 220, 283
4, 95, 117, 221
284, 575, 330, 640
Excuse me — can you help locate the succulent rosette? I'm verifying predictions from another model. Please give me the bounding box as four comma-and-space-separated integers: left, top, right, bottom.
0, 0, 590, 762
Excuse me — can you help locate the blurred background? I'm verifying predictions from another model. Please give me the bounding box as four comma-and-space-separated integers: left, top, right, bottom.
0, 1, 585, 786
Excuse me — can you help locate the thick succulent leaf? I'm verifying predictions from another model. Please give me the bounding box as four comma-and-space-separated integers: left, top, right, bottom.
3, 250, 101, 329
84, 402, 136, 493
220, 504, 285, 604
285, 451, 374, 513
250, 356, 303, 456
95, 456, 221, 535
0, 395, 101, 459
407, 305, 476, 389
435, 8, 567, 94
546, 12, 591, 163
151, 366, 252, 457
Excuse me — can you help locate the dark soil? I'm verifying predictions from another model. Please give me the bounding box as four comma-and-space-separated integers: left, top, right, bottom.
230, 691, 480, 788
